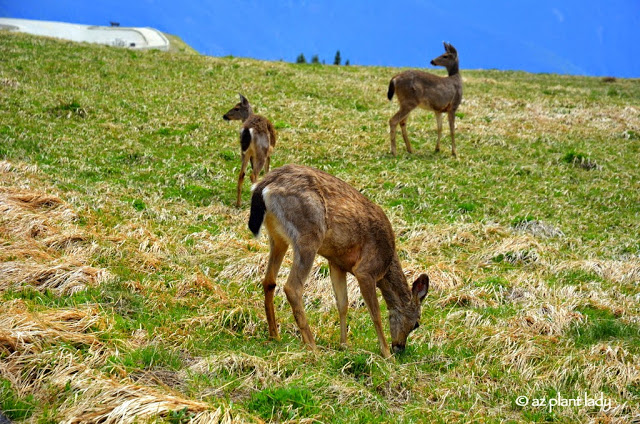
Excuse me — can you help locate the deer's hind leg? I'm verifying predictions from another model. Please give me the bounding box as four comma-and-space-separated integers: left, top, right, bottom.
283, 243, 320, 350
265, 146, 274, 174
389, 105, 415, 155
236, 152, 251, 207
399, 117, 413, 154
329, 263, 349, 347
262, 230, 288, 340
251, 154, 266, 183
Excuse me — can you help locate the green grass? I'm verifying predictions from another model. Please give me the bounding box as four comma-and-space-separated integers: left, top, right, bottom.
0, 379, 36, 421
0, 31, 639, 423
247, 386, 320, 421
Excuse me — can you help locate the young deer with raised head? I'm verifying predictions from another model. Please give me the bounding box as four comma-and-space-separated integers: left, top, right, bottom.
223, 94, 277, 207
248, 164, 429, 358
388, 42, 462, 157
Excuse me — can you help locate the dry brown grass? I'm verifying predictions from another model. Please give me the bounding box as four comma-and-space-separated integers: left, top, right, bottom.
0, 300, 103, 354
0, 167, 112, 296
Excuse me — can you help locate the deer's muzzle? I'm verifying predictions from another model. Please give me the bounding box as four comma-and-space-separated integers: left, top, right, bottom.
392, 343, 406, 354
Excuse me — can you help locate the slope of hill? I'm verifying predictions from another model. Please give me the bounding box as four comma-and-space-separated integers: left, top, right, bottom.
0, 31, 639, 423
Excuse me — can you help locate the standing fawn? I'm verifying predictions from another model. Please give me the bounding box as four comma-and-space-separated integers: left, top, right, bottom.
388, 42, 463, 156
249, 164, 429, 358
223, 94, 277, 207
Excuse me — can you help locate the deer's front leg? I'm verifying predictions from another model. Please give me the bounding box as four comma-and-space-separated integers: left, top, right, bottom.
435, 112, 443, 153
448, 110, 457, 157
354, 273, 391, 358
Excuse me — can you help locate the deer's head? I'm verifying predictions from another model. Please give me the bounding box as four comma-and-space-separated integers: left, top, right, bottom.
430, 42, 458, 71
223, 94, 253, 122
389, 274, 429, 354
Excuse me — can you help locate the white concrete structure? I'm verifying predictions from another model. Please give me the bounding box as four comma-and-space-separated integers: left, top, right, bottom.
0, 17, 169, 51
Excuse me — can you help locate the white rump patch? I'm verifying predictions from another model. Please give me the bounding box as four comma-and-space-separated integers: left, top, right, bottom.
254, 132, 269, 150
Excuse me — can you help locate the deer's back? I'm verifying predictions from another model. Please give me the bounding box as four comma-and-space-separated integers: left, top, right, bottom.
260, 165, 396, 274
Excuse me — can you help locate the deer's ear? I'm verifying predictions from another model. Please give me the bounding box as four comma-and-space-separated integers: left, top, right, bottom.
443, 42, 451, 52
447, 44, 458, 56
239, 93, 249, 105
412, 274, 429, 302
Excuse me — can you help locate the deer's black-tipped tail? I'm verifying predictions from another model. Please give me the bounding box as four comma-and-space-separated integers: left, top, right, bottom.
240, 127, 252, 152
248, 185, 267, 237
387, 79, 395, 100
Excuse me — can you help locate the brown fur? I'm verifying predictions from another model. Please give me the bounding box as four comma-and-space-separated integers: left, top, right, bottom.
250, 164, 429, 358
388, 42, 463, 156
223, 94, 277, 207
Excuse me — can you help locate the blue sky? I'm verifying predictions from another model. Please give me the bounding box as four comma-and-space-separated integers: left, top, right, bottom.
1, 0, 638, 77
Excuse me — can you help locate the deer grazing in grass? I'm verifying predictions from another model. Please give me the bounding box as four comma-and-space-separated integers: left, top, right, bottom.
388, 42, 462, 157
223, 94, 277, 207
249, 164, 429, 358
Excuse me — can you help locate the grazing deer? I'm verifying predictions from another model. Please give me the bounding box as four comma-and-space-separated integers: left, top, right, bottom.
223, 94, 277, 207
388, 42, 462, 157
249, 164, 429, 358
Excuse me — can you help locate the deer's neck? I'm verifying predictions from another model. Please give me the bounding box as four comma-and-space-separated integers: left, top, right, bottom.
241, 108, 254, 123
377, 255, 413, 312
447, 62, 460, 77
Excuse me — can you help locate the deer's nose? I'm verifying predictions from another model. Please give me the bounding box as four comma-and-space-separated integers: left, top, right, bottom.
392, 344, 405, 354
430, 60, 436, 66
223, 114, 230, 121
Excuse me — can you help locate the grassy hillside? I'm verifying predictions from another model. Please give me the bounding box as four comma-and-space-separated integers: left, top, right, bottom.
163, 33, 199, 55
0, 31, 639, 423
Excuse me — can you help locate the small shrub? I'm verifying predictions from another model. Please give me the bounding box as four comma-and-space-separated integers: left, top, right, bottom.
562, 151, 587, 163
132, 199, 146, 211
562, 151, 599, 170
51, 99, 87, 118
